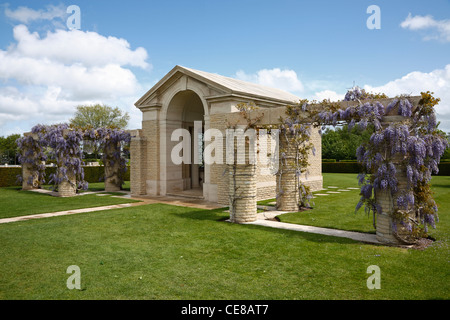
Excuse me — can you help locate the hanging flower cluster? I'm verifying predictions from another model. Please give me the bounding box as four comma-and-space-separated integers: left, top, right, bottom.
16, 131, 47, 187
89, 127, 131, 188
283, 88, 447, 242
22, 123, 88, 191
17, 124, 131, 192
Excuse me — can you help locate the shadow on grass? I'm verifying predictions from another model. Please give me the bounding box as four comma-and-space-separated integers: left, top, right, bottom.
167, 205, 370, 246
431, 183, 450, 189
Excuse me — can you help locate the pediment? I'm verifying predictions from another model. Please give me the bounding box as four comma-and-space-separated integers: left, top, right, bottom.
135, 65, 300, 109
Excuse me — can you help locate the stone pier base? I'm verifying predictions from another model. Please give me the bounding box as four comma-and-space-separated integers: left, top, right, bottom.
58, 173, 76, 197
228, 163, 257, 223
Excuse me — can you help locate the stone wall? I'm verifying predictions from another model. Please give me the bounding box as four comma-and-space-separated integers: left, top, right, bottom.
130, 129, 147, 195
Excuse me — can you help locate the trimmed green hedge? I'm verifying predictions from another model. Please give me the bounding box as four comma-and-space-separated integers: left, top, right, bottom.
438, 162, 450, 176
0, 167, 22, 187
322, 161, 450, 176
322, 162, 361, 173
0, 166, 130, 188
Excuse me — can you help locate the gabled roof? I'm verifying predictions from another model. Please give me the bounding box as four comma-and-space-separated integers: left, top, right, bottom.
135, 65, 300, 107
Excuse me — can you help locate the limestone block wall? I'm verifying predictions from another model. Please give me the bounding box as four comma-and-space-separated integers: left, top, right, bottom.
375, 164, 412, 244
303, 126, 323, 191
130, 129, 147, 196
276, 132, 299, 211
229, 163, 257, 223
104, 141, 122, 192
143, 119, 160, 195
210, 110, 323, 206
58, 172, 76, 197
21, 163, 38, 190
375, 114, 413, 245
209, 113, 228, 205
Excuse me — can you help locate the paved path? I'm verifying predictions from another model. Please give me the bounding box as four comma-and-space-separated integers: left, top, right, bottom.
244, 218, 380, 244
0, 203, 136, 224
0, 192, 222, 224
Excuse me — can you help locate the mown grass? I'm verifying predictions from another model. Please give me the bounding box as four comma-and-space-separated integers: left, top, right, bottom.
0, 174, 448, 300
0, 181, 139, 219
277, 174, 450, 241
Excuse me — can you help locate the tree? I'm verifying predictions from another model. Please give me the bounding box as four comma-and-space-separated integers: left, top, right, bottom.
322, 125, 373, 160
70, 104, 130, 129
70, 104, 130, 160
0, 133, 21, 164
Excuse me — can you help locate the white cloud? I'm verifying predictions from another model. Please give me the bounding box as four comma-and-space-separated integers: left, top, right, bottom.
364, 64, 450, 132
312, 90, 344, 102
0, 23, 150, 134
11, 25, 149, 68
4, 4, 66, 24
235, 68, 304, 93
401, 13, 450, 42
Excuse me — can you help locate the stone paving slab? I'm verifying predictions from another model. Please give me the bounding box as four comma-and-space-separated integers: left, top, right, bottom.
243, 219, 380, 244
0, 203, 135, 224
0, 193, 224, 225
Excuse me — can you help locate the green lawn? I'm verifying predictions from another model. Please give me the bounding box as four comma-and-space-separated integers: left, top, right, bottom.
0, 181, 139, 220
0, 174, 449, 300
276, 174, 450, 240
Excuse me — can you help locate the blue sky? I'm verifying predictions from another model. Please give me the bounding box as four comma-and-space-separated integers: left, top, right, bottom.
0, 0, 449, 136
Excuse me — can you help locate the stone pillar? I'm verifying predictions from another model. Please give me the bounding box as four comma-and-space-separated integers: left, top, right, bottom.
104, 140, 122, 192
21, 162, 39, 190
57, 129, 77, 197
375, 114, 413, 245
375, 164, 413, 244
228, 163, 257, 223
21, 133, 40, 190
276, 132, 299, 212
58, 172, 76, 197
228, 128, 257, 223
130, 130, 147, 196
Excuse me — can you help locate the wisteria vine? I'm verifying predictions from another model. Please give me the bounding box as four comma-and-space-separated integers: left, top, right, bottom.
87, 127, 131, 188
17, 124, 131, 193
282, 88, 448, 243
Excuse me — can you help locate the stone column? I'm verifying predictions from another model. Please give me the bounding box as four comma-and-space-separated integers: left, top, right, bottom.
104, 140, 122, 192
57, 129, 77, 197
22, 162, 39, 190
228, 128, 257, 223
375, 114, 413, 245
130, 130, 147, 196
21, 133, 40, 190
58, 171, 76, 197
276, 132, 299, 212
375, 163, 413, 244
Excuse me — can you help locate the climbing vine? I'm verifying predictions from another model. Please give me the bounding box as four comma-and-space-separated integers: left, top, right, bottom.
283, 88, 448, 243
278, 100, 316, 208
17, 123, 131, 193
16, 131, 47, 187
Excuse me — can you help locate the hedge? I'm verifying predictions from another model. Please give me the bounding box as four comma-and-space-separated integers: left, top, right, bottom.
0, 166, 130, 188
0, 167, 22, 187
322, 161, 450, 176
322, 161, 361, 173
1, 162, 448, 188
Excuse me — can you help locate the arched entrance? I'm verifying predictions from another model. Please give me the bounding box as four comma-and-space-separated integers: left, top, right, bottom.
163, 90, 205, 196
